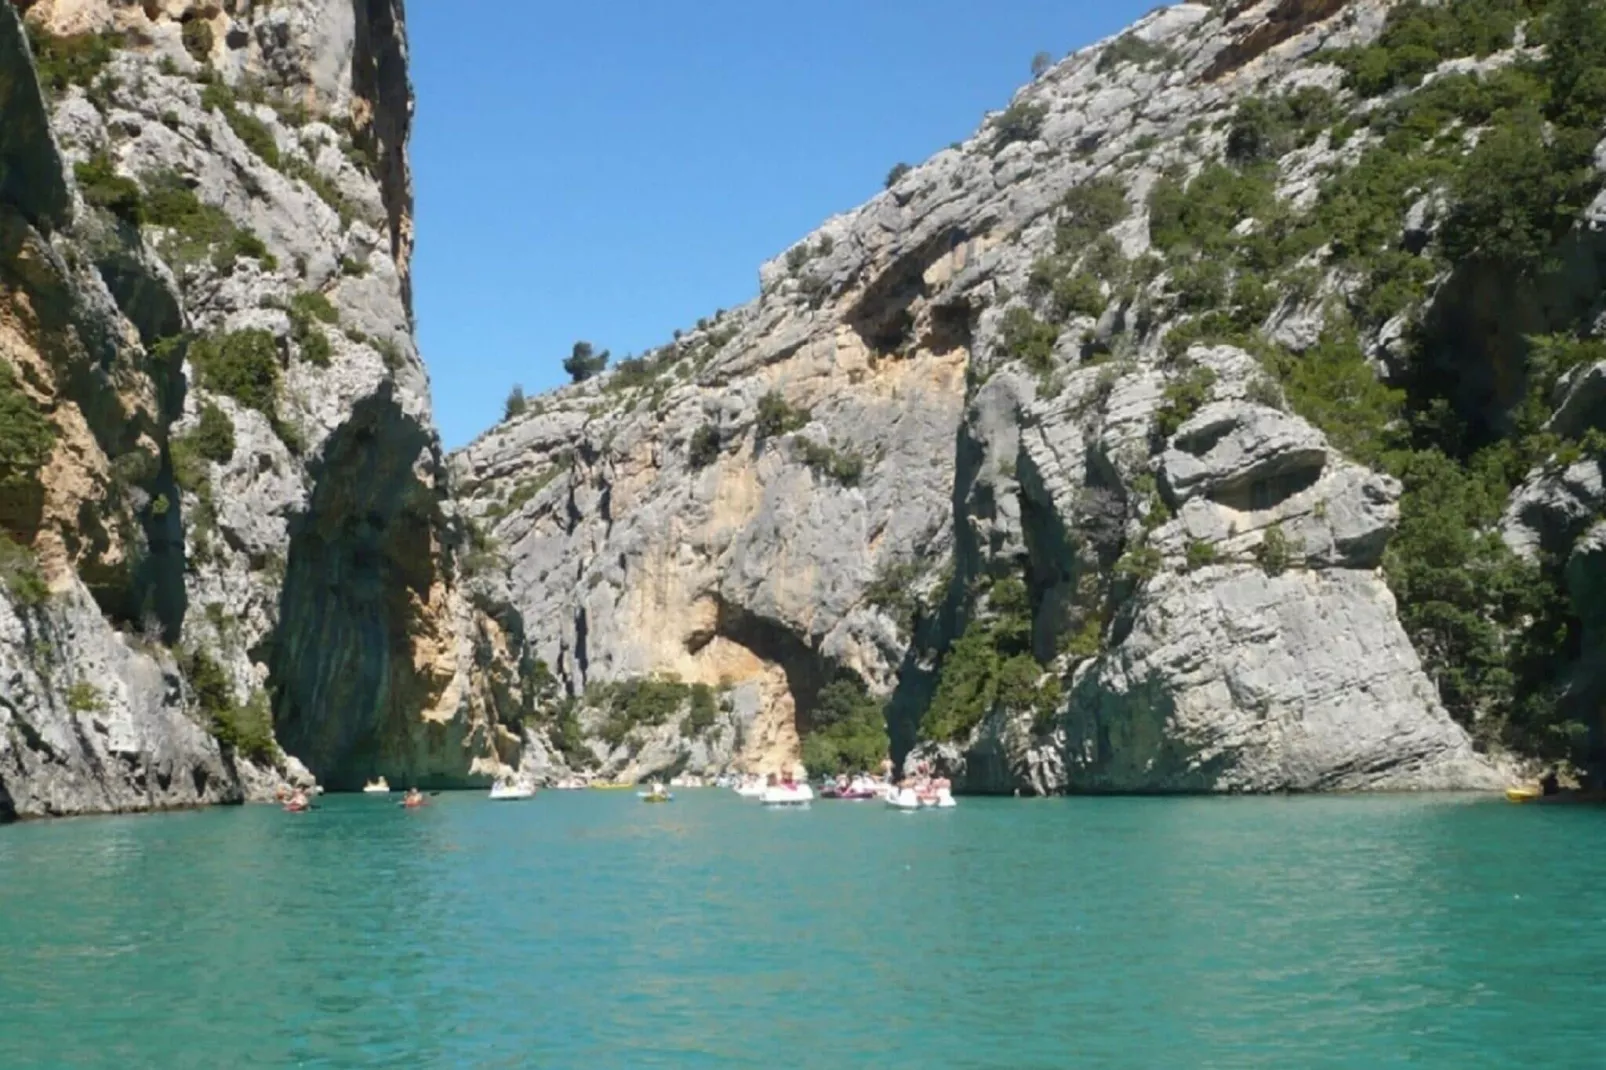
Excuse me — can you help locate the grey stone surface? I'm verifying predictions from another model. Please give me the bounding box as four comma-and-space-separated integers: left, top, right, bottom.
456, 0, 1501, 794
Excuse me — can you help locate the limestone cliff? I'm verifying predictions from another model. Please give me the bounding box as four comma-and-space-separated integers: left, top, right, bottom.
0, 0, 527, 819
458, 0, 1606, 792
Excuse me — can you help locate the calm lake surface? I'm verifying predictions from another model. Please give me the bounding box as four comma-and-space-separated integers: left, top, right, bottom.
1, 791, 1602, 1068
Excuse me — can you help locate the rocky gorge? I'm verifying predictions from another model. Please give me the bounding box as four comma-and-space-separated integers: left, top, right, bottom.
4, 0, 1605, 817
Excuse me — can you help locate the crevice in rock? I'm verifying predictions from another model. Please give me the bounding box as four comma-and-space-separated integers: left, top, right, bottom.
350, 0, 415, 316
1201, 0, 1351, 82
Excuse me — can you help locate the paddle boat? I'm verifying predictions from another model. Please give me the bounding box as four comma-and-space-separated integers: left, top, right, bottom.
361, 777, 390, 794
733, 775, 768, 799
489, 778, 536, 801
761, 781, 814, 807
886, 786, 921, 811
639, 781, 674, 803
821, 775, 883, 800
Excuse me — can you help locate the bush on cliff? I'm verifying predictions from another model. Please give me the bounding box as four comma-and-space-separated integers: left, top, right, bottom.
563, 341, 608, 383
801, 677, 888, 778
74, 153, 143, 225
0, 364, 55, 492
25, 26, 120, 93
189, 330, 280, 417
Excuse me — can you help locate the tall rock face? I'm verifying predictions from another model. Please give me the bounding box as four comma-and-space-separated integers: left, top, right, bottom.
459, 0, 1606, 792
0, 0, 527, 818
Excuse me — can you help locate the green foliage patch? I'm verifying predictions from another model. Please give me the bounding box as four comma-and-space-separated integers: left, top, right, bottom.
0, 363, 55, 492
802, 677, 889, 777
189, 330, 280, 417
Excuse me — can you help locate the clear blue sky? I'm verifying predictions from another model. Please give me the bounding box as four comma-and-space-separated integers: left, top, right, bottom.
409, 0, 1157, 448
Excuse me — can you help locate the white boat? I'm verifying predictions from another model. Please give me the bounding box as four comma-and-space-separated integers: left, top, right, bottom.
489, 780, 536, 801
886, 787, 921, 810
361, 777, 390, 794
734, 778, 768, 798
761, 783, 814, 807
927, 788, 957, 809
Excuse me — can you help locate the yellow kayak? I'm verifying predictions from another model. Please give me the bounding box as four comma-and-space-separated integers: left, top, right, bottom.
1505, 787, 1541, 803
589, 783, 634, 791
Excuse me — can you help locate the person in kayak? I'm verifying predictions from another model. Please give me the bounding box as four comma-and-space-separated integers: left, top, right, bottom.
403, 787, 425, 808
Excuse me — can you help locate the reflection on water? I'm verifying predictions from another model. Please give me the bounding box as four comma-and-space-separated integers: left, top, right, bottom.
1, 792, 1603, 1068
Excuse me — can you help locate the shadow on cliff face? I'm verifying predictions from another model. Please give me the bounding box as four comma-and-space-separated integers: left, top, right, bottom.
267, 387, 456, 790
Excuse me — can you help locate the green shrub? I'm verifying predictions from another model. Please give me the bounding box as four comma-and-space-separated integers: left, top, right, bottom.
66, 681, 105, 713
504, 385, 527, 420
1051, 272, 1105, 321
1442, 113, 1582, 275
189, 329, 280, 416
922, 576, 1036, 742
1056, 176, 1130, 252
801, 677, 888, 777
686, 684, 719, 733
286, 291, 337, 367
865, 560, 923, 634
201, 82, 280, 168
688, 423, 721, 469
999, 307, 1059, 374
1226, 88, 1339, 166
1096, 33, 1173, 74
796, 439, 865, 487
885, 162, 912, 188
0, 534, 49, 607
1186, 540, 1218, 571
1255, 523, 1299, 575
563, 341, 608, 383
181, 18, 213, 64
595, 676, 692, 747
142, 172, 274, 271
992, 101, 1047, 151
1261, 326, 1403, 468
189, 402, 236, 465
74, 153, 142, 224
1114, 544, 1162, 583
0, 363, 55, 490
1328, 0, 1523, 98
1155, 364, 1218, 438
26, 27, 120, 93
755, 391, 811, 440
1148, 164, 1277, 257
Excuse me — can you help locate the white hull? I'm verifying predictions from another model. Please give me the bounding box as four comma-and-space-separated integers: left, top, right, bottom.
761, 785, 814, 806
489, 784, 535, 801
734, 783, 767, 798
887, 788, 956, 810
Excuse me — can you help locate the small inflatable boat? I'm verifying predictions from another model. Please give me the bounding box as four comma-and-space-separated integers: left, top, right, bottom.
362, 777, 390, 794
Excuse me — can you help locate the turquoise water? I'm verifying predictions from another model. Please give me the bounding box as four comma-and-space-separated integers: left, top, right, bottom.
1, 792, 1603, 1068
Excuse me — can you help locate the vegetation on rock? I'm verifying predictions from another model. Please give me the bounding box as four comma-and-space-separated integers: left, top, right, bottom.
189, 330, 281, 417
801, 677, 889, 777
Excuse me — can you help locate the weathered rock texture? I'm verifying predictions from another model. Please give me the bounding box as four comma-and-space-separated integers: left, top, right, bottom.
1, 0, 527, 818
455, 0, 1520, 792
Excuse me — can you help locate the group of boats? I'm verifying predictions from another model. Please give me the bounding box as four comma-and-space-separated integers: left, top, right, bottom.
725, 772, 956, 809
340, 769, 959, 810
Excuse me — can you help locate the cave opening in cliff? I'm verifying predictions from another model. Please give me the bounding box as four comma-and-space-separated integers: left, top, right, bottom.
267, 389, 447, 791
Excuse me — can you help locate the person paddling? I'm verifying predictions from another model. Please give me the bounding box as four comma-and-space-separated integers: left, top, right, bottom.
403, 787, 425, 809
